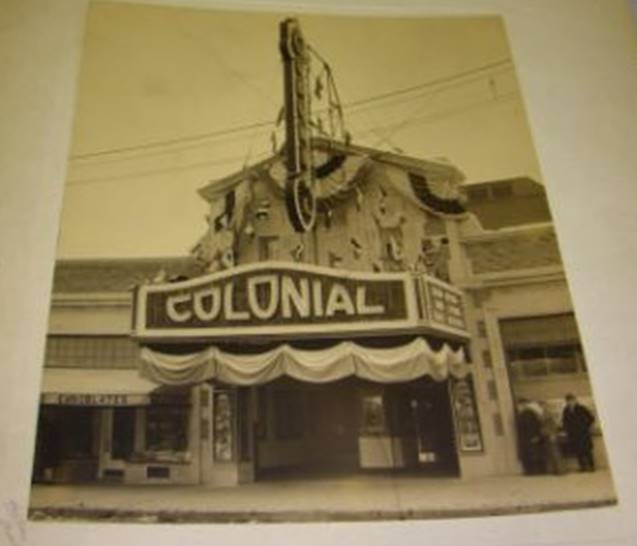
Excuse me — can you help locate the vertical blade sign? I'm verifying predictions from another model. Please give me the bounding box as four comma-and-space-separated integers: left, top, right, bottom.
279, 18, 316, 232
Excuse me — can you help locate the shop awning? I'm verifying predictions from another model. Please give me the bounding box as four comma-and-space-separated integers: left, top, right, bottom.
139, 337, 469, 387
40, 369, 160, 405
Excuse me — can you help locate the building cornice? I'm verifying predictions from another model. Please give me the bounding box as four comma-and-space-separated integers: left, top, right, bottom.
458, 265, 565, 290
51, 292, 132, 307
460, 222, 555, 244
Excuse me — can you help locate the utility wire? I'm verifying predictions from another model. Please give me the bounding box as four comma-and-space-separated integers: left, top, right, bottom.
66, 91, 518, 187
354, 90, 520, 145
72, 65, 513, 167
69, 58, 512, 162
66, 151, 271, 186
343, 58, 511, 109
70, 119, 278, 161
70, 126, 276, 167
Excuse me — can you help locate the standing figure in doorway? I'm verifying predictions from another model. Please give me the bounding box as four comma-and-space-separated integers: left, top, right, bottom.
562, 393, 596, 472
516, 398, 545, 475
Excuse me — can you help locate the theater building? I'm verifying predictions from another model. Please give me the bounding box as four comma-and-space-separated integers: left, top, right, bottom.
31, 142, 608, 486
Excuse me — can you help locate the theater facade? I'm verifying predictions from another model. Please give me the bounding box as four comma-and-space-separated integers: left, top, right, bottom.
31, 141, 609, 486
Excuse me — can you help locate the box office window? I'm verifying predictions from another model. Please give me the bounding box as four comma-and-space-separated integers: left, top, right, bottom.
146, 406, 189, 453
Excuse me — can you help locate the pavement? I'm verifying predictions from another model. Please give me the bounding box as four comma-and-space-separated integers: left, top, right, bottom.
28, 470, 617, 523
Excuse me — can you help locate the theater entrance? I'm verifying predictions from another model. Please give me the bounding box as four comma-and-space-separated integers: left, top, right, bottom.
255, 377, 361, 478
253, 376, 459, 479
385, 379, 460, 476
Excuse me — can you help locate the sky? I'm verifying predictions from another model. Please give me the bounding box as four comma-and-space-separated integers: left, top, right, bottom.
58, 2, 543, 259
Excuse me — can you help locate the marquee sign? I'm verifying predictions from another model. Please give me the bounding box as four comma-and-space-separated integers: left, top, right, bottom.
133, 262, 419, 341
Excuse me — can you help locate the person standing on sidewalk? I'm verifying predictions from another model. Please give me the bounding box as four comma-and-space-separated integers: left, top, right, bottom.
562, 393, 596, 472
516, 398, 545, 475
539, 401, 565, 475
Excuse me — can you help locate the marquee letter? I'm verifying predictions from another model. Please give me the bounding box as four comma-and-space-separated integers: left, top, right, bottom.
356, 286, 386, 315
281, 276, 310, 318
312, 280, 324, 317
247, 275, 279, 320
224, 282, 250, 321
166, 293, 193, 323
193, 286, 222, 322
325, 283, 356, 317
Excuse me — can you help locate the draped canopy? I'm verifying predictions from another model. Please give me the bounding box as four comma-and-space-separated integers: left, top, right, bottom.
139, 337, 469, 387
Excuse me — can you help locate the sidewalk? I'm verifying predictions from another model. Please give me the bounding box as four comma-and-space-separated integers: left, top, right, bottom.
29, 470, 617, 523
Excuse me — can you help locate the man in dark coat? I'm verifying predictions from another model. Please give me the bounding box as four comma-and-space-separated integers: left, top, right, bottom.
516, 398, 545, 475
562, 393, 595, 472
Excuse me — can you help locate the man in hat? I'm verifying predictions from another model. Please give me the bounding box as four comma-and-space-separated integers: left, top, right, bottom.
562, 393, 596, 472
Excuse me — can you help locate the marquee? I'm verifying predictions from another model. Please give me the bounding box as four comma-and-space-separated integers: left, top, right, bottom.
133, 262, 422, 341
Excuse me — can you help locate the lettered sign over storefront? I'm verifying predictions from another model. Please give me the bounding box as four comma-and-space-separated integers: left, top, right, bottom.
133, 262, 420, 341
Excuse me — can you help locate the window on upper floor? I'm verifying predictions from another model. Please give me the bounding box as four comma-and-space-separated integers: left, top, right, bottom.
500, 314, 587, 381
44, 335, 141, 369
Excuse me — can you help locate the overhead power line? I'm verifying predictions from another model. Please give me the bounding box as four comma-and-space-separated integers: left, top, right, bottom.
69, 58, 512, 162
66, 89, 519, 187
342, 58, 511, 109
66, 151, 271, 186
70, 119, 276, 161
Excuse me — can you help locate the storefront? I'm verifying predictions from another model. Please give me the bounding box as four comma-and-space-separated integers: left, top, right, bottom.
499, 313, 608, 469
131, 261, 482, 485
33, 368, 199, 484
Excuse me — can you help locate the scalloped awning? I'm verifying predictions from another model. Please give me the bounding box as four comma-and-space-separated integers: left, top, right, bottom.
139, 337, 468, 387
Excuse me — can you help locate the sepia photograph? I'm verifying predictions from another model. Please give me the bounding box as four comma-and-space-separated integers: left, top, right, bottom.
26, 1, 618, 524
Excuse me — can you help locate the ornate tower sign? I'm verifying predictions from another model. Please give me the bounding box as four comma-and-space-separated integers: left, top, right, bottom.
280, 18, 316, 232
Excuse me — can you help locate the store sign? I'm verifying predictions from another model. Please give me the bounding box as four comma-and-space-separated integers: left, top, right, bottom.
133, 262, 417, 340
41, 393, 148, 406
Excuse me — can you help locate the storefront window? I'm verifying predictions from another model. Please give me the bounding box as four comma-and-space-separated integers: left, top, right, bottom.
507, 344, 585, 380
111, 407, 135, 460
52, 407, 96, 459
146, 405, 189, 453
521, 359, 549, 377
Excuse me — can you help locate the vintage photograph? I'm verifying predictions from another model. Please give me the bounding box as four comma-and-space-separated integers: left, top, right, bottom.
28, 1, 617, 522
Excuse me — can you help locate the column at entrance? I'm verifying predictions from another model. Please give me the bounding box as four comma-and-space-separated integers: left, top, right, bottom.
448, 374, 489, 478
200, 383, 256, 486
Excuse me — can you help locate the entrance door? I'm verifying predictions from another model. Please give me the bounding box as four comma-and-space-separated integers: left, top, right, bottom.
255, 377, 361, 478
405, 379, 459, 475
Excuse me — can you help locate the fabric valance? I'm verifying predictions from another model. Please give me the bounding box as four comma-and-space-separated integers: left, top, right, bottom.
139, 337, 469, 387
